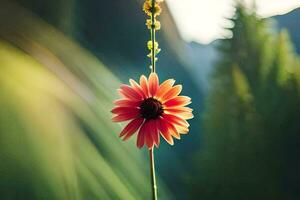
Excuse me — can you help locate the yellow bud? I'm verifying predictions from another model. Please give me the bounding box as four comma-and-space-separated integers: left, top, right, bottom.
154, 21, 161, 30
146, 19, 161, 30
143, 1, 162, 16
147, 41, 159, 50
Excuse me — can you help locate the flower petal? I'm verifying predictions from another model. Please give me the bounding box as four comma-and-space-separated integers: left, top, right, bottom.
165, 121, 180, 139
175, 125, 189, 134
144, 121, 155, 149
152, 120, 160, 147
112, 111, 140, 122
119, 84, 143, 100
164, 107, 193, 113
156, 79, 175, 99
162, 113, 190, 127
111, 107, 140, 115
114, 99, 141, 107
147, 120, 160, 148
121, 118, 144, 140
158, 118, 174, 145
178, 112, 194, 120
163, 96, 191, 107
129, 79, 147, 99
137, 121, 148, 148
161, 85, 182, 102
148, 73, 159, 97
140, 75, 149, 98
164, 107, 194, 119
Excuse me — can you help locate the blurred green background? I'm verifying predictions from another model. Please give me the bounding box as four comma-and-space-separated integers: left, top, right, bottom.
0, 0, 300, 199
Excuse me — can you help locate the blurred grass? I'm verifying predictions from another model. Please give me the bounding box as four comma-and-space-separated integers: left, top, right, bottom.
0, 1, 171, 199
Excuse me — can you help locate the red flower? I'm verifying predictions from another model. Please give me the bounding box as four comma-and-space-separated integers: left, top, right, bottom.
112, 73, 193, 149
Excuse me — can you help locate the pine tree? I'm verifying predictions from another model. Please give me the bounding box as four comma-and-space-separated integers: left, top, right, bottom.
191, 4, 300, 200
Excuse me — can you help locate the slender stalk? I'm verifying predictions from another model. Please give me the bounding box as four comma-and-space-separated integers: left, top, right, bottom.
149, 1, 158, 199
150, 0, 156, 73
149, 148, 158, 200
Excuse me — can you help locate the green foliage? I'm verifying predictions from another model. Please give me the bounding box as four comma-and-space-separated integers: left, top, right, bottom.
192, 4, 300, 200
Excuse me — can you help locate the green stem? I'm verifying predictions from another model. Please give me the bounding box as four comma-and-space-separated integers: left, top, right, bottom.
151, 0, 156, 73
149, 148, 157, 200
149, 1, 158, 199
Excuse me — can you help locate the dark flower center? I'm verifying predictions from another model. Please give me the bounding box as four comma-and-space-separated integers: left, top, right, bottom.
140, 98, 163, 120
